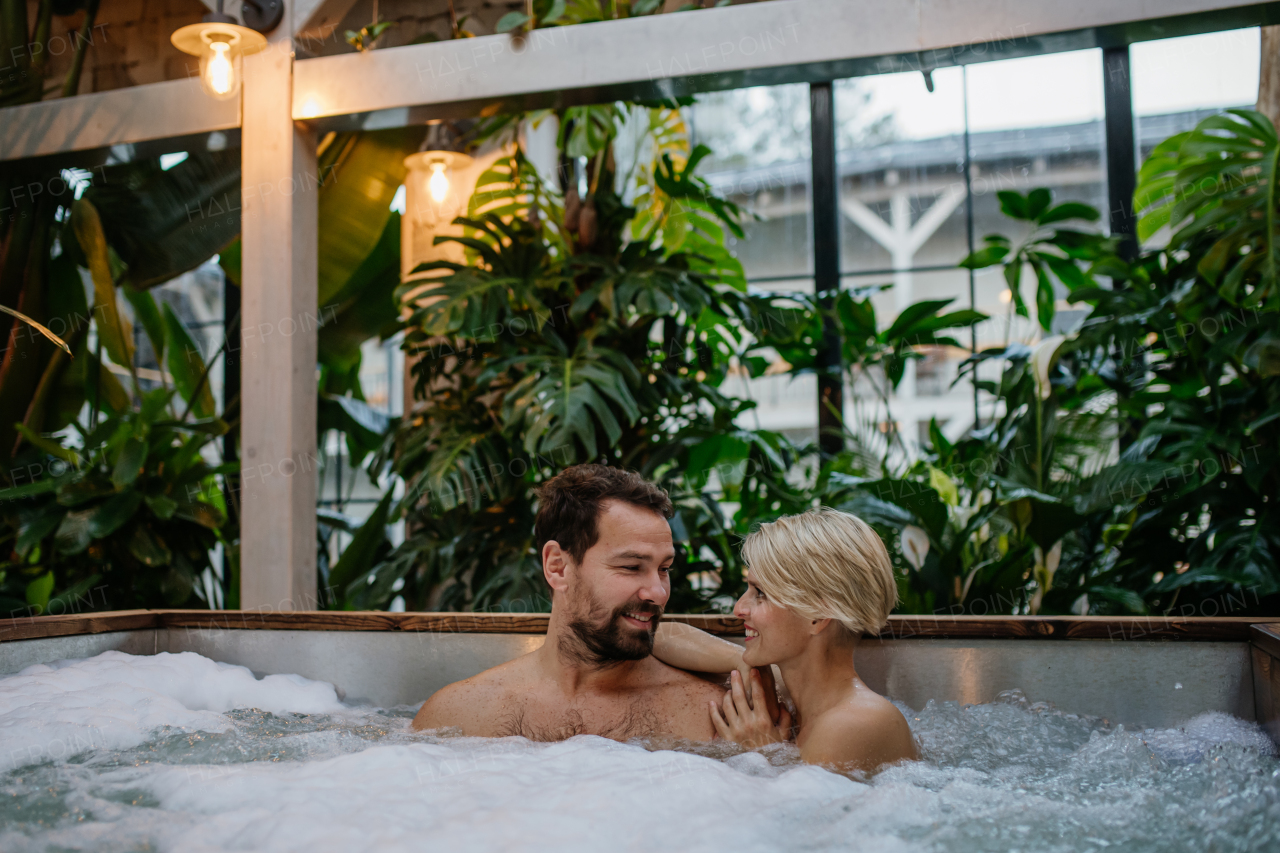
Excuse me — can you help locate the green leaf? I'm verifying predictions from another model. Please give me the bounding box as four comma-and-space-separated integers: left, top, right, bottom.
25, 571, 55, 611
123, 287, 166, 363
328, 394, 391, 436
958, 245, 1009, 269
144, 493, 179, 519
0, 479, 58, 501
1244, 337, 1280, 377
542, 0, 567, 22
45, 573, 104, 615
72, 199, 135, 370
495, 11, 530, 32
329, 490, 395, 596
317, 128, 424, 308
856, 478, 948, 542
162, 303, 215, 418
85, 351, 132, 414
15, 505, 66, 557
175, 500, 225, 529
112, 437, 148, 487
54, 509, 94, 554
1026, 188, 1051, 221
318, 213, 402, 396
129, 525, 172, 566
1033, 260, 1055, 331
84, 149, 242, 291
89, 491, 144, 538
1026, 499, 1083, 552
1037, 202, 1101, 225
14, 424, 79, 466
996, 191, 1030, 220
927, 465, 959, 506
219, 240, 241, 288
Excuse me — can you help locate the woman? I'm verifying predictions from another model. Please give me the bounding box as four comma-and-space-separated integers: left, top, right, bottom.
653, 508, 918, 774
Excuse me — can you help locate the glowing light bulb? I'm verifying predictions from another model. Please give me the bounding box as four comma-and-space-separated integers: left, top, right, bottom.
206, 42, 234, 96
428, 163, 450, 204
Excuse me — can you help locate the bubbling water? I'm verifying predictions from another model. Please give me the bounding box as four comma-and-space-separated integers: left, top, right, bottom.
0, 651, 1276, 853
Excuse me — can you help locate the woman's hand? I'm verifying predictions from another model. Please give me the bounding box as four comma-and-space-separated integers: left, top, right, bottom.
710, 669, 793, 749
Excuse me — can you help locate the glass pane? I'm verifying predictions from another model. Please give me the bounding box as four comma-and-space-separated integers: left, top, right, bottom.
965, 49, 1109, 426
688, 84, 813, 289
844, 267, 977, 455
1131, 28, 1260, 160
835, 67, 972, 449
836, 67, 968, 276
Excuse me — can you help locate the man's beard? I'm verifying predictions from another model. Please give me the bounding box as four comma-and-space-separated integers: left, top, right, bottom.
563, 594, 663, 667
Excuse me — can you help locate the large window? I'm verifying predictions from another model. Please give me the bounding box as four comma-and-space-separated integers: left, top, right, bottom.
718, 51, 1111, 452
1131, 27, 1260, 158
688, 84, 813, 288
688, 85, 814, 439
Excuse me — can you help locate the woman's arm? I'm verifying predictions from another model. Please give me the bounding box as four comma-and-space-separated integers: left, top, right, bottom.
655, 623, 785, 731
652, 622, 747, 676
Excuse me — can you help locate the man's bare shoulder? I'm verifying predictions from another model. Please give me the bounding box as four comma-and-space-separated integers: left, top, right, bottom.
410, 654, 536, 734
624, 654, 720, 696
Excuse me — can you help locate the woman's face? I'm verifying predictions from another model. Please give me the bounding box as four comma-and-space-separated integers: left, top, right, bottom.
734, 571, 814, 667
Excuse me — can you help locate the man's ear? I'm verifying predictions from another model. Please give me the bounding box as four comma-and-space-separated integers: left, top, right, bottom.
808, 617, 835, 637
543, 541, 572, 593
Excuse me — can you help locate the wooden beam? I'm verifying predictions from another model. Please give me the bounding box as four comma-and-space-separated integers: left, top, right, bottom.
290, 0, 1277, 125
0, 611, 1266, 643
238, 6, 319, 610
0, 79, 238, 162
3, 0, 1274, 160
292, 0, 362, 43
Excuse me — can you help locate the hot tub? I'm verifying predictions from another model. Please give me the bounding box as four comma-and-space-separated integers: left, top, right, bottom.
1, 611, 1277, 852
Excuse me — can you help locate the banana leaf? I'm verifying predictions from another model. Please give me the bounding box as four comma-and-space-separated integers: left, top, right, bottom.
83, 149, 242, 291
318, 213, 402, 395
317, 126, 425, 307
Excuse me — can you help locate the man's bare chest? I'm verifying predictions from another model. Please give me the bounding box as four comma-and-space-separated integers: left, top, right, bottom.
495, 694, 665, 742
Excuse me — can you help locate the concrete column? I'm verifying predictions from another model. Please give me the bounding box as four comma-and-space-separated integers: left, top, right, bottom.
238, 8, 319, 611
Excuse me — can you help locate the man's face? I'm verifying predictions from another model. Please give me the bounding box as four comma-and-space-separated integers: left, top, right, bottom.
561, 500, 674, 664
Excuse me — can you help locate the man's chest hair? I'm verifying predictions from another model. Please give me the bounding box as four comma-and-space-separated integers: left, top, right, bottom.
495, 697, 667, 742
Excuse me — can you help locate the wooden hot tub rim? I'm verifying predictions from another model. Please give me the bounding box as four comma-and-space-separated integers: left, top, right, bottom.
0, 610, 1274, 644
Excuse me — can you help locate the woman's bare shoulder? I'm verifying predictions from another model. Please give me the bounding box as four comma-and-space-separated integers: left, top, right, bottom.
800, 690, 918, 772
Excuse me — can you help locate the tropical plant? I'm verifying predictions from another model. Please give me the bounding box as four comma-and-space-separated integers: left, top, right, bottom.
954, 112, 1280, 613
493, 0, 705, 34
0, 198, 233, 614
329, 98, 817, 614
1, 0, 421, 608
1074, 109, 1279, 610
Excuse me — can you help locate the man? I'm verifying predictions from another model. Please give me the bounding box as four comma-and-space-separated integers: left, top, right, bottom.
411, 464, 724, 741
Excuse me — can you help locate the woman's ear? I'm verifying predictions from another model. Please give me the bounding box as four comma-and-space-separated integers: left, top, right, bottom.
808, 617, 834, 637
543, 541, 571, 593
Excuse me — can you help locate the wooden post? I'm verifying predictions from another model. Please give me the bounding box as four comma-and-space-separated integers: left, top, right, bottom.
238, 6, 319, 611
1258, 27, 1280, 129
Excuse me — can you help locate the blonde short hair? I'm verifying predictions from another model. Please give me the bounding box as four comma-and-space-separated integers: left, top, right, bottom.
740, 508, 897, 638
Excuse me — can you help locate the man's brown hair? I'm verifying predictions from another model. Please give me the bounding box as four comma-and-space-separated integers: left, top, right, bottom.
534, 464, 674, 565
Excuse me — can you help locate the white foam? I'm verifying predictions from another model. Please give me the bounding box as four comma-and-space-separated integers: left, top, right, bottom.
0, 651, 342, 774
1, 651, 1277, 853
76, 737, 873, 853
